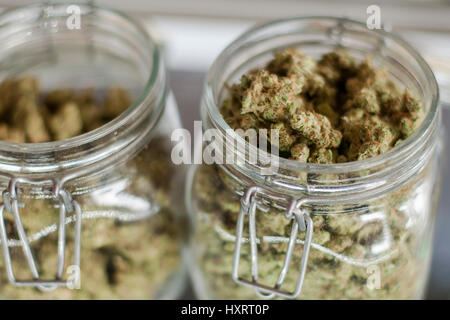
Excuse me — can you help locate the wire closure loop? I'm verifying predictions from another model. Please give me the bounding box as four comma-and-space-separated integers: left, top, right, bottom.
232, 185, 314, 299
0, 178, 82, 291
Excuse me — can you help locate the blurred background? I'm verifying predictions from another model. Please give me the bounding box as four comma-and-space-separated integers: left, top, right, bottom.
1, 0, 449, 299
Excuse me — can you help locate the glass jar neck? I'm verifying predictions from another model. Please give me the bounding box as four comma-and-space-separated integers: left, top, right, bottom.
201, 17, 440, 204
0, 3, 167, 182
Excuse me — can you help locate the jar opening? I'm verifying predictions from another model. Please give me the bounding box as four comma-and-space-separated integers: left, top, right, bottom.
202, 17, 440, 196
0, 3, 166, 178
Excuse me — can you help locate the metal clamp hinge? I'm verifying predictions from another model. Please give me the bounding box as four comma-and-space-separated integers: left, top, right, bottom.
0, 179, 82, 291
232, 185, 313, 299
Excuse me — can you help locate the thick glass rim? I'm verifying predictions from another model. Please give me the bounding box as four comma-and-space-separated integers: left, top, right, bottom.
204, 16, 440, 175
0, 2, 161, 154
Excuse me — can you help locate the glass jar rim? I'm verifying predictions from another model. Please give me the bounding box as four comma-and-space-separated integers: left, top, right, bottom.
0, 2, 166, 177
203, 16, 440, 177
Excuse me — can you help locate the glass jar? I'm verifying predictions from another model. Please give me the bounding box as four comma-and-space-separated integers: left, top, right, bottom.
0, 3, 186, 299
186, 17, 443, 299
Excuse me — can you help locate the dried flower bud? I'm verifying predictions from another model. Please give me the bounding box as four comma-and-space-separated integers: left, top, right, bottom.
241, 70, 303, 122
308, 147, 334, 164
44, 89, 74, 109
290, 111, 341, 148
221, 48, 423, 164
48, 102, 83, 140
290, 143, 310, 162
0, 77, 135, 143
0, 124, 25, 143
403, 88, 422, 114
104, 88, 132, 119
24, 109, 50, 143
351, 88, 380, 114
270, 121, 297, 152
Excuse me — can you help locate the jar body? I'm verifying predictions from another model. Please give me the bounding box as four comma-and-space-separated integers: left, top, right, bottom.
187, 146, 442, 299
186, 17, 442, 300
0, 95, 186, 299
0, 4, 186, 299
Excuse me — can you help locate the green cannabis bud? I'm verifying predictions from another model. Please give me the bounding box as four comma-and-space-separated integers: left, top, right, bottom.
222, 48, 424, 163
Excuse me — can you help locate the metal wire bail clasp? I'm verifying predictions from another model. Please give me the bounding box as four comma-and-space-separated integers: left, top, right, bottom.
0, 178, 82, 290
232, 185, 314, 299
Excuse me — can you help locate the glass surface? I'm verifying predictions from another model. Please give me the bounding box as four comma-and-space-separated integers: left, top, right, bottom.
0, 3, 186, 299
186, 17, 442, 300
